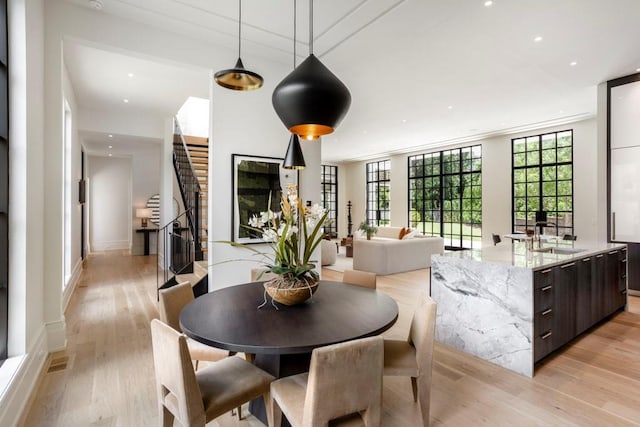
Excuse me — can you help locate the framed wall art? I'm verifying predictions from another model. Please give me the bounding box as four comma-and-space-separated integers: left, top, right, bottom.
231, 154, 298, 243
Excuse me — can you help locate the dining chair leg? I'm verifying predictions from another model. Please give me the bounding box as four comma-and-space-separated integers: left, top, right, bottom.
263, 392, 273, 427
411, 377, 418, 402
194, 359, 200, 370
271, 396, 282, 427
161, 406, 174, 427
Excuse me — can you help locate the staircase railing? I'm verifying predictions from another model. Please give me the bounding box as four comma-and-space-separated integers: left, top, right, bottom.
157, 209, 195, 300
173, 118, 203, 261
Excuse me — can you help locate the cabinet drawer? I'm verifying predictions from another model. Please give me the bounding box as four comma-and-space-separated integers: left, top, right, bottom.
534, 308, 554, 334
534, 283, 554, 310
534, 330, 554, 362
534, 268, 554, 289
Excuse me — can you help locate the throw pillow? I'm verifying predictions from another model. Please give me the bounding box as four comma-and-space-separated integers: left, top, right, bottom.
398, 227, 407, 240
402, 229, 418, 239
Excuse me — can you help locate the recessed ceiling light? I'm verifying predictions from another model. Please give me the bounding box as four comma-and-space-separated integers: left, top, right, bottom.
559, 110, 564, 114
108, 134, 113, 138
447, 105, 453, 110
123, 99, 129, 103
484, 1, 493, 6
108, 145, 113, 149
128, 73, 134, 78
108, 153, 113, 157
402, 119, 407, 123
570, 61, 577, 66
636, 68, 640, 72
533, 36, 543, 42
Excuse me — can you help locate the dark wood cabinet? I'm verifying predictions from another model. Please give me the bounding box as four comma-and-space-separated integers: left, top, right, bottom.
604, 250, 622, 316
533, 248, 627, 363
576, 257, 593, 335
552, 262, 577, 351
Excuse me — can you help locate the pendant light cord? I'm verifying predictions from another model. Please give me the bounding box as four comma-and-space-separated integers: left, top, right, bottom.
238, 0, 242, 58
293, 0, 297, 68
309, 0, 313, 55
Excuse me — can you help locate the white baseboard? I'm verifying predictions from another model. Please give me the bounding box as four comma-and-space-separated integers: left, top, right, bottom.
45, 318, 67, 353
62, 258, 83, 312
0, 326, 48, 427
91, 240, 130, 251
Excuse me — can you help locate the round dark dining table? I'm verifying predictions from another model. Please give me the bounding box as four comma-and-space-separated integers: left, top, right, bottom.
179, 280, 399, 425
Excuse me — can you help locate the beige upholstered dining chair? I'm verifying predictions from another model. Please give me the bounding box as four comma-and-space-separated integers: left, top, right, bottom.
270, 336, 384, 427
342, 269, 377, 289
150, 319, 275, 427
158, 281, 230, 368
383, 297, 437, 427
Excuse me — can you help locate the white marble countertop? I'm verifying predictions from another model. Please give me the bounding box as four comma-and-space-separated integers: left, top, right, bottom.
435, 241, 627, 271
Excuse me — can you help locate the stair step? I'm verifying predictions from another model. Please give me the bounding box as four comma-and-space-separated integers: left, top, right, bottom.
194, 260, 208, 276
189, 151, 208, 158
183, 135, 209, 146
186, 145, 209, 152
193, 164, 207, 170
174, 272, 205, 287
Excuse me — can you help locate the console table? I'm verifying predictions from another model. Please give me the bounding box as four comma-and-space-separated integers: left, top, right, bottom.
136, 228, 158, 255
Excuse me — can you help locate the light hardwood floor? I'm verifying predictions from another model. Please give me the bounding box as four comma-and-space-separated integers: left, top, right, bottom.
21, 252, 640, 426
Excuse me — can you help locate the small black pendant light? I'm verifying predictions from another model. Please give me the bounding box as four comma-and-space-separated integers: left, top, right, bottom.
214, 0, 263, 91
282, 0, 306, 170
272, 0, 351, 140
283, 134, 306, 170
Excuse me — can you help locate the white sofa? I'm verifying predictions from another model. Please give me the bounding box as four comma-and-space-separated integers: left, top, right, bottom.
353, 226, 444, 275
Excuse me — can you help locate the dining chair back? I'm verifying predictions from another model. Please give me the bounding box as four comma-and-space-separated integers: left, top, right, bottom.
342, 269, 377, 289
158, 281, 229, 366
150, 318, 207, 426
150, 319, 275, 427
271, 336, 384, 426
492, 234, 502, 245
383, 296, 437, 426
159, 281, 195, 331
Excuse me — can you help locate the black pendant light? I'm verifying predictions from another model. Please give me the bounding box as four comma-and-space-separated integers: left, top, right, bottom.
283, 134, 306, 170
214, 0, 263, 91
282, 0, 306, 170
272, 0, 351, 140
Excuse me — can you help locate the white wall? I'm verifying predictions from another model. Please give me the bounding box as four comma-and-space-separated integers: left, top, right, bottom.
340, 118, 602, 246
62, 62, 83, 284
87, 155, 132, 251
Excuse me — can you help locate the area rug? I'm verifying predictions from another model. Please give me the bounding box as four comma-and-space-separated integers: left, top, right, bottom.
323, 246, 353, 273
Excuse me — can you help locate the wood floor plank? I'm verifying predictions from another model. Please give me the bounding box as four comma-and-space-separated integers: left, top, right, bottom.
20, 253, 640, 426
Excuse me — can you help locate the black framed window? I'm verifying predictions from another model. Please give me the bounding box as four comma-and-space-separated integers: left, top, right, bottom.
366, 160, 390, 226
0, 0, 9, 363
512, 130, 573, 236
408, 145, 482, 249
320, 165, 338, 238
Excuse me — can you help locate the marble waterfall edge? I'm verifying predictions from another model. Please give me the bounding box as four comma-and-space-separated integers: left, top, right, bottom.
431, 255, 534, 377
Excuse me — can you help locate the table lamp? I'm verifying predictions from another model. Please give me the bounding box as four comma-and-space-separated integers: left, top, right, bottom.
136, 208, 152, 228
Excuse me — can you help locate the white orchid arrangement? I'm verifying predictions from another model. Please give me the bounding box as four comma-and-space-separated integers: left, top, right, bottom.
231, 185, 328, 281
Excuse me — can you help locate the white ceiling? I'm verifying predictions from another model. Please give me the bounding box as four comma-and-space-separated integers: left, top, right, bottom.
64, 0, 640, 162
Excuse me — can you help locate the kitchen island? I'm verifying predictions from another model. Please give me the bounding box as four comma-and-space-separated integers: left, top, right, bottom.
431, 241, 627, 377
